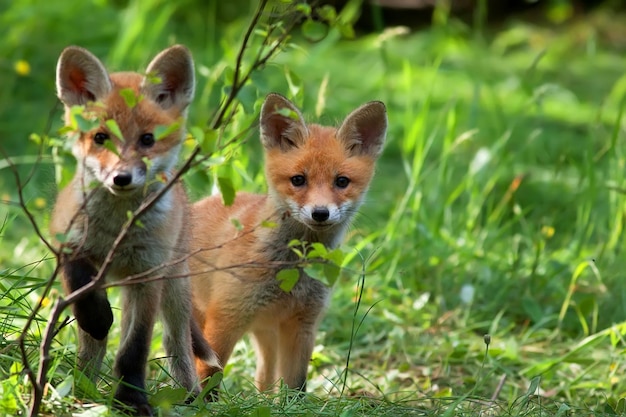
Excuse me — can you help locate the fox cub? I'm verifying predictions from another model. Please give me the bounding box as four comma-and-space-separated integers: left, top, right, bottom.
51, 45, 217, 415
190, 93, 387, 392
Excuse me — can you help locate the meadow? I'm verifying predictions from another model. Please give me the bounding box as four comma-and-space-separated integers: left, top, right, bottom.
2, 0, 626, 415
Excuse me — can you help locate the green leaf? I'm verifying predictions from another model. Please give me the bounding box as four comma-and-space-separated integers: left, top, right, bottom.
149, 387, 188, 408
603, 403, 618, 416
57, 125, 75, 136
218, 176, 235, 206
323, 263, 340, 286
72, 110, 97, 132
555, 403, 571, 417
317, 5, 337, 22
327, 248, 346, 266
192, 372, 223, 406
231, 218, 243, 231
275, 106, 300, 121
196, 127, 218, 154
189, 125, 204, 145
119, 88, 142, 108
525, 375, 541, 396
301, 19, 328, 42
261, 220, 277, 228
276, 268, 300, 292
54, 233, 68, 243
54, 375, 73, 398
142, 156, 153, 172
295, 3, 311, 16
102, 139, 119, 156
284, 68, 303, 102
337, 22, 356, 39
307, 242, 328, 258
105, 119, 123, 142
29, 133, 42, 145
303, 263, 325, 283
288, 239, 302, 247
154, 121, 180, 141
223, 66, 235, 85
145, 73, 162, 86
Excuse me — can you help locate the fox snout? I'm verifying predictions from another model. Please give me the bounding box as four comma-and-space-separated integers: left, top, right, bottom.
311, 206, 330, 222
297, 203, 346, 231
107, 165, 146, 193
112, 170, 133, 187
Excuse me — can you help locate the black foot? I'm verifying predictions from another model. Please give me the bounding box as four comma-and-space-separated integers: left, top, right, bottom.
114, 387, 152, 416
75, 293, 114, 340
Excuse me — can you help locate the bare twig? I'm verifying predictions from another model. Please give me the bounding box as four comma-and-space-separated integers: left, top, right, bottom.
209, 0, 269, 129
209, 0, 304, 130
0, 102, 62, 416
0, 148, 57, 255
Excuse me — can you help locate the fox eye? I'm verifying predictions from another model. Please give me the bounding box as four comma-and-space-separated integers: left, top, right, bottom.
139, 133, 155, 147
335, 176, 350, 188
291, 175, 306, 187
93, 132, 109, 145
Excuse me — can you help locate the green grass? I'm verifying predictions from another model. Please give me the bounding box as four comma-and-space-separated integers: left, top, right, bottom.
2, 0, 626, 416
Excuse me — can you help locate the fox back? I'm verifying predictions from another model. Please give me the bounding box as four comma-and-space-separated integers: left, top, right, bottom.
190, 93, 387, 393
51, 45, 217, 416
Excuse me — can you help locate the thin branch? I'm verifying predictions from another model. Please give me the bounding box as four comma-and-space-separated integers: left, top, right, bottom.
208, 0, 305, 131
209, 0, 268, 129
0, 147, 57, 255
0, 102, 62, 417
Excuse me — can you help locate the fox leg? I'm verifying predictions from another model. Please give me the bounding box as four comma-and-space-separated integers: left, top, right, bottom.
160, 268, 210, 394
113, 283, 159, 416
250, 327, 279, 392
76, 328, 107, 382
62, 257, 113, 341
195, 312, 246, 385
277, 313, 323, 391
62, 257, 113, 380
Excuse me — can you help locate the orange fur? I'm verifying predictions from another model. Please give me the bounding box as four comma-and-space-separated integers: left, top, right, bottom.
190, 93, 387, 392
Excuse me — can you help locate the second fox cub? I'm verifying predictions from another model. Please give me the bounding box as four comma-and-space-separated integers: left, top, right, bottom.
51, 45, 217, 415
190, 93, 387, 391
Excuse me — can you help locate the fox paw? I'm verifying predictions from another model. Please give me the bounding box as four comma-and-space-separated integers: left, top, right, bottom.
114, 388, 153, 416
74, 293, 113, 340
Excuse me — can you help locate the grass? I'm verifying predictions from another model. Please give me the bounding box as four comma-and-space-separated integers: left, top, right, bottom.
2, 0, 626, 415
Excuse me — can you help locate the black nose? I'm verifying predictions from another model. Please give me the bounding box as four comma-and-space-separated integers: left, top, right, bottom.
311, 207, 330, 222
113, 172, 132, 187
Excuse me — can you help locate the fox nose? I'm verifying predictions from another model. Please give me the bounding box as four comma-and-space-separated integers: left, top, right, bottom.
311, 207, 330, 222
113, 171, 132, 187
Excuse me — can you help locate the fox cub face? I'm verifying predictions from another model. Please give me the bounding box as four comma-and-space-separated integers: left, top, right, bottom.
260, 93, 387, 232
56, 45, 194, 197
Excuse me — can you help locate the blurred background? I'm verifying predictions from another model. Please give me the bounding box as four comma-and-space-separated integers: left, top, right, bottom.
2, 0, 626, 414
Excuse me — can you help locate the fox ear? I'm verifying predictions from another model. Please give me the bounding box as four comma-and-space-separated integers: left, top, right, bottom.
337, 101, 387, 158
56, 46, 112, 107
142, 45, 195, 111
260, 93, 308, 150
